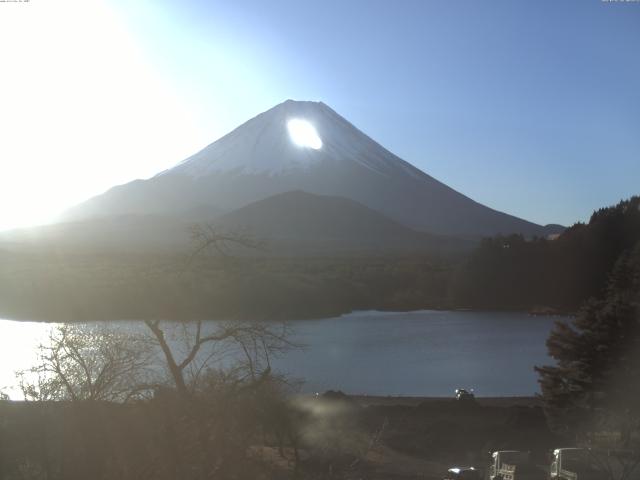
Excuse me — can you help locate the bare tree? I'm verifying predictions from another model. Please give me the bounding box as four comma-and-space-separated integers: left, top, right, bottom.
186, 223, 264, 264
144, 224, 295, 399
6, 226, 299, 480
144, 319, 293, 399
16, 324, 154, 402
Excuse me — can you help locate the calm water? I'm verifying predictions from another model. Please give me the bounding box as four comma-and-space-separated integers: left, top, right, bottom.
0, 310, 561, 399
272, 310, 559, 396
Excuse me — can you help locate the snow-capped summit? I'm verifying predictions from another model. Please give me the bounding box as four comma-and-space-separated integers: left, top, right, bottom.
63, 100, 561, 237
159, 100, 418, 178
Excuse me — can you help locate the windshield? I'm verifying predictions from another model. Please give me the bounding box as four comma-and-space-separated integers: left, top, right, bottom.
562, 450, 591, 472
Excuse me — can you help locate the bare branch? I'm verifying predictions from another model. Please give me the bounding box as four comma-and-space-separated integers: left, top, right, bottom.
186, 223, 265, 267
17, 324, 154, 402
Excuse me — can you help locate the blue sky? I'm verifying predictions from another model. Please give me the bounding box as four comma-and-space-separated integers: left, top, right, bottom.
1, 0, 638, 229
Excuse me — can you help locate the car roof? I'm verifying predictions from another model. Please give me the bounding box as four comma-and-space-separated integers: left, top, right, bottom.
448, 466, 476, 472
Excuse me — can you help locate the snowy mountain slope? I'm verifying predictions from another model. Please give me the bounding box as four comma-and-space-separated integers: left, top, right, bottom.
159, 99, 418, 178
62, 100, 562, 237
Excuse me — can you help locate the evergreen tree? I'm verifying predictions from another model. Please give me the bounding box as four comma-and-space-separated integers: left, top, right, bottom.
536, 242, 640, 442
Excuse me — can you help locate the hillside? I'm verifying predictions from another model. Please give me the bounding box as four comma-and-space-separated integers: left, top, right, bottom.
0, 191, 471, 256
213, 191, 470, 254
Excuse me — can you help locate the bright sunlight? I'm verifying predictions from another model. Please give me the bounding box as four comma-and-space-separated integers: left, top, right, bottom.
0, 0, 201, 231
287, 119, 323, 150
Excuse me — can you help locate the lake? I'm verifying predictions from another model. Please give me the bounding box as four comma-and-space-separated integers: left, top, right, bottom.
0, 310, 561, 399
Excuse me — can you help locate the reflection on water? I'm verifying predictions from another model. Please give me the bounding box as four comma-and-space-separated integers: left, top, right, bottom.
0, 320, 57, 399
0, 310, 561, 399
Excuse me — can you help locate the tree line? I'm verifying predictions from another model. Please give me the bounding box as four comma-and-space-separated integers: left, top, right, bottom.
451, 196, 640, 312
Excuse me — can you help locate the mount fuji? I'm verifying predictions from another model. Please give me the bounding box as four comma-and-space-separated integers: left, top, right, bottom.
62, 100, 560, 238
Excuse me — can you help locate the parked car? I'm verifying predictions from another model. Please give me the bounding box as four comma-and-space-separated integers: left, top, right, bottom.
455, 388, 475, 402
549, 448, 603, 480
443, 466, 481, 479
489, 450, 545, 480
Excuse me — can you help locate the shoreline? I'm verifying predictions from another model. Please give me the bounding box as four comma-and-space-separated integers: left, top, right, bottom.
307, 393, 542, 408
0, 306, 571, 324
348, 394, 541, 407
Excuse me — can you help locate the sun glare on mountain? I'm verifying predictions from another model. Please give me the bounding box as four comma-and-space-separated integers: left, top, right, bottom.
287, 119, 322, 150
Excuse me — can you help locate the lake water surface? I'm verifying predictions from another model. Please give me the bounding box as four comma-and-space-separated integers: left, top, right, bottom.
0, 310, 561, 399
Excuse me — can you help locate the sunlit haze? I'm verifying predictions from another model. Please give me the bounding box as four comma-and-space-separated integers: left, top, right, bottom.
0, 0, 205, 230
0, 0, 638, 230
